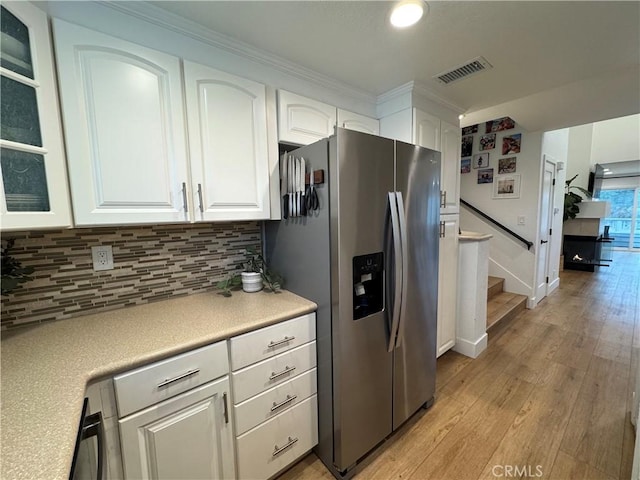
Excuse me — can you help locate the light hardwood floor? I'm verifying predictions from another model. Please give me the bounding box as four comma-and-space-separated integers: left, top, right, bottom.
277, 251, 639, 480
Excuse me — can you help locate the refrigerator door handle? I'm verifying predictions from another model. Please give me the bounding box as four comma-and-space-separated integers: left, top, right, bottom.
386, 192, 402, 353
394, 192, 409, 349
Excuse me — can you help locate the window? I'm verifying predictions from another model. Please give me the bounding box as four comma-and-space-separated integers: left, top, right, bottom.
599, 188, 640, 249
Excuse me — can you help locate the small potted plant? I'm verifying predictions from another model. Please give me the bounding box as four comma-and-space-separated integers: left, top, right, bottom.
216, 247, 283, 296
1, 239, 34, 295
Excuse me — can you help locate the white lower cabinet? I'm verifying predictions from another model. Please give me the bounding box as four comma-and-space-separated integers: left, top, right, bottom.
114, 340, 235, 480
119, 378, 235, 480
236, 395, 318, 480
437, 215, 459, 357
230, 313, 318, 480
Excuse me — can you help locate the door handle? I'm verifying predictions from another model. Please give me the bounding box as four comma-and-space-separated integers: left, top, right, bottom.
541, 239, 548, 244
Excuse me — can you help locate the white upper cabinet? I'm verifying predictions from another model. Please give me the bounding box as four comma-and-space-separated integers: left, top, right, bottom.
337, 109, 379, 135
440, 119, 461, 214
53, 19, 190, 226
183, 61, 270, 221
277, 90, 336, 145
412, 109, 441, 151
0, 2, 72, 231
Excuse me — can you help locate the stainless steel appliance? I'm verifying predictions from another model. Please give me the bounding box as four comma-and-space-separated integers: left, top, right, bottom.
265, 128, 440, 478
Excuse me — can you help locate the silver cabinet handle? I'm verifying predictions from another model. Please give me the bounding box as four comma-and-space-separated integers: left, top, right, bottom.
272, 436, 299, 457
270, 394, 298, 412
157, 369, 200, 389
269, 366, 296, 381
181, 182, 188, 213
223, 392, 229, 424
268, 336, 295, 348
197, 183, 204, 213
440, 190, 446, 208
440, 221, 446, 238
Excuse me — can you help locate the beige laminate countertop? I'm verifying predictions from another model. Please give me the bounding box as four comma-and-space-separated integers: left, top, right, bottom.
1, 290, 316, 480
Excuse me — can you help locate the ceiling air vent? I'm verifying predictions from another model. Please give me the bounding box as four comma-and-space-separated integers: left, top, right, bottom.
434, 56, 492, 85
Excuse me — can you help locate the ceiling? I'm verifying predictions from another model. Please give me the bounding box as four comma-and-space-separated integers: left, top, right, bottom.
148, 1, 640, 132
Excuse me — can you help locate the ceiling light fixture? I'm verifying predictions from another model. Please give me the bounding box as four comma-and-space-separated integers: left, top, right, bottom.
390, 0, 427, 28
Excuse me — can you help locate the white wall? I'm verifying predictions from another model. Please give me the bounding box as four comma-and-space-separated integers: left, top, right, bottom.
459, 122, 542, 301
591, 114, 640, 165
567, 114, 640, 191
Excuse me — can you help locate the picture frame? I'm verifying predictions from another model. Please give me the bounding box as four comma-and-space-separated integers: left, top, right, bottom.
485, 116, 515, 133
478, 168, 494, 184
461, 135, 473, 157
472, 152, 490, 169
479, 133, 496, 151
498, 156, 517, 174
461, 157, 471, 174
462, 124, 478, 135
502, 133, 522, 154
493, 174, 521, 198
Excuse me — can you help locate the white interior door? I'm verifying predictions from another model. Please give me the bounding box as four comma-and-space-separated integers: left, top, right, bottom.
535, 159, 555, 304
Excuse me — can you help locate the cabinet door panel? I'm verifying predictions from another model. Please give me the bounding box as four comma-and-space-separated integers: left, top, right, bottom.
440, 120, 461, 214
413, 109, 440, 151
337, 109, 379, 135
0, 3, 71, 230
184, 61, 270, 221
277, 90, 336, 145
53, 20, 189, 226
437, 216, 459, 357
119, 377, 235, 480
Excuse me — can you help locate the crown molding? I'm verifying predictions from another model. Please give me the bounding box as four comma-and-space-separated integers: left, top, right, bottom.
100, 1, 377, 105
411, 80, 466, 115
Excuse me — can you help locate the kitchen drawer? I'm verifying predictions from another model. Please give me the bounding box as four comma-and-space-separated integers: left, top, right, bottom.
234, 368, 317, 436
114, 341, 228, 417
231, 341, 316, 403
236, 395, 318, 480
229, 313, 315, 371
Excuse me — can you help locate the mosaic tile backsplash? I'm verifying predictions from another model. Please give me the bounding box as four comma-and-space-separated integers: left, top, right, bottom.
1, 222, 261, 329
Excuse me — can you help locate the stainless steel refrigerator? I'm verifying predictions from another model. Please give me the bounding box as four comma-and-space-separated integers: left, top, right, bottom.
265, 128, 440, 478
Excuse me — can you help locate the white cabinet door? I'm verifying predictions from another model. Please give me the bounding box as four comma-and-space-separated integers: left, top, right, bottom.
337, 109, 379, 135
440, 120, 461, 215
53, 20, 189, 226
277, 90, 336, 145
119, 377, 235, 480
0, 2, 72, 230
413, 109, 440, 151
437, 216, 459, 357
184, 61, 270, 221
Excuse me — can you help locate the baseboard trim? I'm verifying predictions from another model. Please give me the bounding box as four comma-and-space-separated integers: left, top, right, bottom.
453, 334, 488, 359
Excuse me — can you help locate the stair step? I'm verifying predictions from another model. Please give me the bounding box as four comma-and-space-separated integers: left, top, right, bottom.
487, 276, 505, 300
487, 291, 527, 330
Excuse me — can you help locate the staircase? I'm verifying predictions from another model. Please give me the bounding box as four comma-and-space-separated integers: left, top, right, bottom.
486, 276, 527, 329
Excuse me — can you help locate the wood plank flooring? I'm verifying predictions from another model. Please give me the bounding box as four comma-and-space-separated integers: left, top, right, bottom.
277, 251, 639, 480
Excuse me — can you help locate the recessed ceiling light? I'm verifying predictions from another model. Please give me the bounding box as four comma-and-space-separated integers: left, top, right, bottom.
390, 0, 427, 28
458, 114, 465, 120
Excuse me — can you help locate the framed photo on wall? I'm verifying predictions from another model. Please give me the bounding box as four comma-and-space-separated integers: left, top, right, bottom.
461, 157, 471, 173
502, 134, 522, 154
480, 133, 496, 151
478, 168, 494, 184
472, 152, 490, 169
461, 135, 473, 157
493, 174, 521, 199
498, 157, 517, 173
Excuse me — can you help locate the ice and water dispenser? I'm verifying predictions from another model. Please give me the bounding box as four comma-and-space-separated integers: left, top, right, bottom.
352, 253, 384, 320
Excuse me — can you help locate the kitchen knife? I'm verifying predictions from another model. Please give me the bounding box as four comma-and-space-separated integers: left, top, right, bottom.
300, 157, 307, 216
282, 152, 289, 219
288, 155, 294, 217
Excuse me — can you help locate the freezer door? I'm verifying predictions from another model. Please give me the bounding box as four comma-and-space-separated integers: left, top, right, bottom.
330, 129, 395, 471
393, 141, 440, 429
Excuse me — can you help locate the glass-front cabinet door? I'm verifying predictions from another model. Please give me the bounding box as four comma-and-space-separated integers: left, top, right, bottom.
0, 2, 71, 230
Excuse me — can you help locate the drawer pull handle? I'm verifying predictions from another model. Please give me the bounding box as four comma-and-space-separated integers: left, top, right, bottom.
268, 336, 295, 348
269, 366, 296, 381
157, 369, 200, 389
223, 392, 229, 424
271, 394, 298, 412
273, 436, 299, 457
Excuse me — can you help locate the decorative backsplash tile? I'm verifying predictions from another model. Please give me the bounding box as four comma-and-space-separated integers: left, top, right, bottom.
1, 222, 260, 330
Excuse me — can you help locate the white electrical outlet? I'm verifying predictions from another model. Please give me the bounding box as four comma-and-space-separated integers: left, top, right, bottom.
517, 216, 525, 225
92, 245, 114, 271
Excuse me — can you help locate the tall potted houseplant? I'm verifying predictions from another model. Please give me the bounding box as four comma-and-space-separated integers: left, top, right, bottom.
564, 174, 592, 221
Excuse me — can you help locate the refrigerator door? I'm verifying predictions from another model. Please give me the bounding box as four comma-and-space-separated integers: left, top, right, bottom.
330, 129, 395, 471
392, 141, 440, 429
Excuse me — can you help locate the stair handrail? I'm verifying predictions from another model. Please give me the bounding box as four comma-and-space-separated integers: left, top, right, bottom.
460, 198, 534, 251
